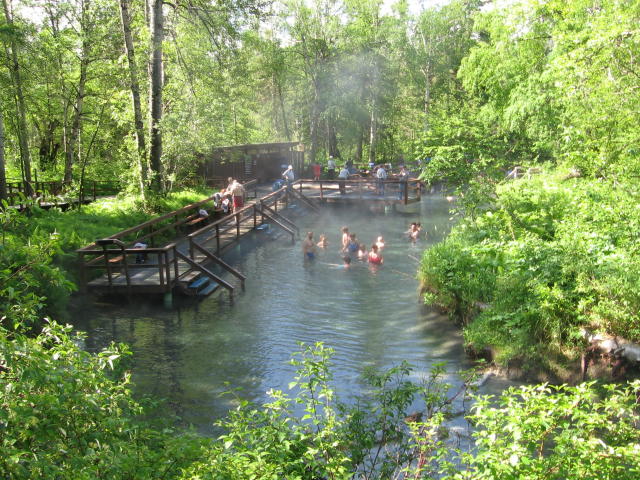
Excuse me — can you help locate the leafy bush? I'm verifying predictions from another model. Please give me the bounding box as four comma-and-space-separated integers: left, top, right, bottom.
458, 382, 640, 480
419, 175, 640, 365
0, 321, 204, 479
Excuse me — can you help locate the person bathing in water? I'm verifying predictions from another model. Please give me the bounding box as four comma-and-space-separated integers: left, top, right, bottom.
368, 244, 383, 265
358, 243, 368, 260
341, 226, 350, 252
347, 233, 359, 254
302, 231, 317, 261
406, 222, 422, 242
317, 234, 328, 248
323, 255, 351, 269
376, 236, 385, 250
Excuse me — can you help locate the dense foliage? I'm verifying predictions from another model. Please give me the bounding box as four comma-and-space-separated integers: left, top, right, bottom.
0, 0, 482, 197
420, 172, 640, 367
3, 332, 639, 479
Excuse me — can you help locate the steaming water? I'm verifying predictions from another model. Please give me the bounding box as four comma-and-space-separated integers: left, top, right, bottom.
71, 195, 500, 435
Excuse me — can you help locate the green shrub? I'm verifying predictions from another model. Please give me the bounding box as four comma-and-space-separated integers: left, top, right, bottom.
420, 175, 640, 364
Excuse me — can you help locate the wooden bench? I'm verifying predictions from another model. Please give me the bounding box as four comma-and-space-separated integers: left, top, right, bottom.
183, 213, 209, 232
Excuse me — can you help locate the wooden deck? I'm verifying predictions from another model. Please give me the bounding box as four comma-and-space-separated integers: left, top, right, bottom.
77, 181, 308, 301
294, 178, 423, 204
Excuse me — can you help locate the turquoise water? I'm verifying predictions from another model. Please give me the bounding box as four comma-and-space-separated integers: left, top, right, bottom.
72, 195, 475, 434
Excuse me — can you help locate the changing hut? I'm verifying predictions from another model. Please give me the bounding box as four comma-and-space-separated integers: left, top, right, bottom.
200, 141, 305, 185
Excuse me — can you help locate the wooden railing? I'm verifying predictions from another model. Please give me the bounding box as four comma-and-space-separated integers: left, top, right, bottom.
76, 180, 260, 294
5, 179, 121, 206
78, 239, 178, 293
186, 184, 296, 256
293, 178, 423, 204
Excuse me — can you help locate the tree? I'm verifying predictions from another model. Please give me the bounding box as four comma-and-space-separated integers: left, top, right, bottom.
0, 97, 6, 201
1, 0, 32, 195
149, 0, 164, 192
119, 0, 148, 195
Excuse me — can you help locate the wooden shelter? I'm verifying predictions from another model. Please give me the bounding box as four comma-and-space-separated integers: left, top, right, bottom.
201, 141, 304, 185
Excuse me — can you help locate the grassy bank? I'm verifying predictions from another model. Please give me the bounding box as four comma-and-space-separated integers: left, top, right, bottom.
1, 189, 209, 324
419, 171, 640, 373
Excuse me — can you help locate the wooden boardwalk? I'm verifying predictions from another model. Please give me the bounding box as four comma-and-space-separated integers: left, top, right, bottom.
294, 178, 423, 205
77, 181, 315, 301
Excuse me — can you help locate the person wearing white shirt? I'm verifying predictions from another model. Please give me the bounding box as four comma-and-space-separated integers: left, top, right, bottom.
327, 156, 337, 179
376, 165, 387, 195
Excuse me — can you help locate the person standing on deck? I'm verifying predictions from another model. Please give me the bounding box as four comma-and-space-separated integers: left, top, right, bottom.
398, 165, 409, 200
338, 165, 349, 195
230, 180, 245, 212
376, 165, 387, 196
327, 156, 336, 179
302, 231, 317, 260
312, 162, 321, 181
282, 165, 295, 187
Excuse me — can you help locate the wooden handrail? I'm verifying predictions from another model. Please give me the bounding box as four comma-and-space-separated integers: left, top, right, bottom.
174, 249, 234, 299
190, 241, 246, 290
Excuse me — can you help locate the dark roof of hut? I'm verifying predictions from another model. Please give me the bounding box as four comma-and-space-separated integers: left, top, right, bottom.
211, 141, 303, 154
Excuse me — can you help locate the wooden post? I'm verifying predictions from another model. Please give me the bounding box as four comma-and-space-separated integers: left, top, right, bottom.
158, 252, 165, 287
173, 246, 179, 280
165, 251, 171, 289
215, 224, 220, 254
78, 252, 87, 293
404, 179, 409, 205
253, 205, 257, 227
103, 247, 113, 286
320, 181, 323, 200
236, 212, 240, 238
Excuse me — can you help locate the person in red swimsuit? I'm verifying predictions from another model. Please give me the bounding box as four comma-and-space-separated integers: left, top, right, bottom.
312, 162, 321, 181
368, 244, 383, 265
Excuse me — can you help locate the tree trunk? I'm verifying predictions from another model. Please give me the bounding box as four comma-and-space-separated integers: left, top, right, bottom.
277, 81, 291, 141
38, 120, 60, 170
422, 65, 431, 131
149, 0, 164, 192
119, 0, 148, 194
64, 54, 88, 185
355, 128, 363, 164
368, 105, 377, 165
327, 115, 340, 159
309, 79, 320, 164
2, 0, 32, 196
0, 99, 7, 202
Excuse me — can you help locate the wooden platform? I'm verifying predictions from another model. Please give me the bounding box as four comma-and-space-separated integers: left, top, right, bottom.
78, 181, 300, 300
294, 178, 423, 205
